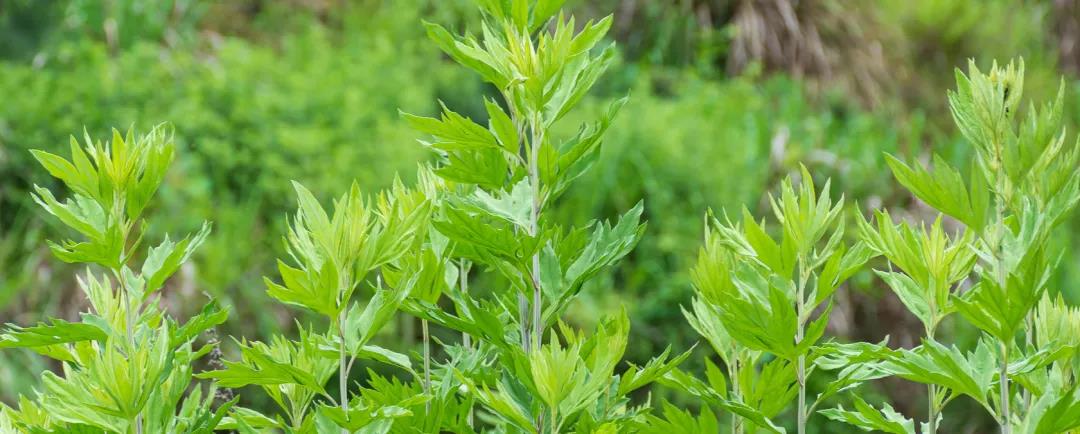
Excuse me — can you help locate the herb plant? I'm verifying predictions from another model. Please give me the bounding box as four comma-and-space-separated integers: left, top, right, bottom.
8, 2, 1080, 434
672, 168, 872, 434
398, 0, 687, 432
196, 177, 432, 432
0, 125, 232, 433
823, 60, 1080, 434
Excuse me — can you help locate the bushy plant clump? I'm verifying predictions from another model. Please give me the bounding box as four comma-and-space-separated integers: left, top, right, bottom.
5, 1, 1080, 434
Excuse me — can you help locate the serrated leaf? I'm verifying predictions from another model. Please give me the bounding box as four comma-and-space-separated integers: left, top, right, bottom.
820, 396, 916, 434
142, 222, 211, 295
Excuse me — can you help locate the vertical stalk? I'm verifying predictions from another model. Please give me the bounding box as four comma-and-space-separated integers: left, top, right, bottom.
926, 328, 939, 434
527, 117, 544, 431
519, 295, 531, 352
528, 111, 544, 352
459, 259, 474, 427
504, 88, 533, 355
114, 259, 142, 434
1022, 315, 1033, 409
993, 174, 1011, 434
338, 309, 348, 434
460, 259, 472, 349
926, 312, 940, 433
796, 346, 806, 434
927, 385, 938, 434
999, 342, 1011, 434
795, 262, 809, 434
730, 355, 743, 434
422, 319, 432, 412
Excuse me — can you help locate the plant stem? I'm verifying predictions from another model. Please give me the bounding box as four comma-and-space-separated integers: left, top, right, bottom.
925, 325, 938, 434
460, 259, 472, 349
114, 268, 142, 434
795, 262, 809, 434
797, 353, 806, 434
422, 319, 432, 412
528, 110, 544, 352
519, 294, 531, 352
503, 88, 533, 356
992, 174, 1011, 434
730, 354, 744, 434
459, 259, 474, 428
927, 384, 938, 434
999, 342, 1010, 434
1022, 314, 1032, 409
338, 309, 348, 434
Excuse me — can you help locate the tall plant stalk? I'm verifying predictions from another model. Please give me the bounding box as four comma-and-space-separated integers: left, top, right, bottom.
528, 112, 544, 351
795, 260, 810, 434
337, 309, 348, 434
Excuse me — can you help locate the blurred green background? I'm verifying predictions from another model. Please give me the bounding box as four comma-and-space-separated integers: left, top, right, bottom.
3, 0, 1080, 431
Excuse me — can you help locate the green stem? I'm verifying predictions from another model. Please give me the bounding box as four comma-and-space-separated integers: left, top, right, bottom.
422, 319, 432, 412
797, 354, 806, 434
519, 294, 531, 352
1022, 314, 1032, 409
993, 173, 1011, 434
730, 354, 743, 434
928, 328, 937, 431
338, 309, 348, 434
528, 110, 544, 352
503, 88, 533, 356
927, 384, 939, 434
795, 262, 809, 434
113, 268, 142, 434
1000, 342, 1011, 434
459, 259, 474, 428
460, 259, 472, 349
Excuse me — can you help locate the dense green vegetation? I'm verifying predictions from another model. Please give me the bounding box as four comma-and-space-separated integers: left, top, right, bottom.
4, 0, 1080, 432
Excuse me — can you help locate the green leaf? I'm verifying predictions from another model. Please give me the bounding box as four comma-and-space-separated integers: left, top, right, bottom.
484, 97, 518, 154
954, 271, 1047, 343
815, 242, 874, 306
714, 278, 798, 359
356, 345, 413, 374
403, 104, 501, 153
636, 401, 719, 434
217, 407, 284, 430
345, 285, 411, 353
881, 338, 994, 411
318, 401, 409, 433
543, 201, 645, 324
196, 339, 329, 396
682, 298, 735, 360
31, 148, 92, 199
265, 259, 338, 317
659, 368, 786, 434
465, 179, 533, 231
142, 222, 211, 295
549, 96, 627, 198
422, 21, 507, 87
812, 340, 893, 405
434, 147, 509, 190
820, 396, 916, 434
530, 0, 568, 31
875, 270, 933, 327
885, 154, 988, 231
618, 346, 693, 396
172, 298, 229, 345
1025, 384, 1080, 434
0, 319, 108, 350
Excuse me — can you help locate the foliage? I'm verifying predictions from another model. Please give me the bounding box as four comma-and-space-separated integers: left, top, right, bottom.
7, 1, 1080, 433
0, 125, 232, 433
823, 60, 1080, 434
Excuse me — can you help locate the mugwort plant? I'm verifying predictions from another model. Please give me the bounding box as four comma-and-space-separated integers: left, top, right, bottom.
5, 1, 1080, 433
